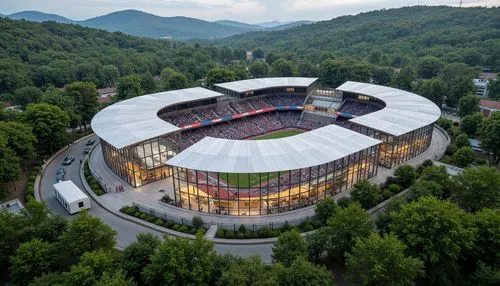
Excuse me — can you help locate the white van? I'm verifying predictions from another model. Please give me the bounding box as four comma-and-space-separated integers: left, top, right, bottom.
53, 180, 91, 214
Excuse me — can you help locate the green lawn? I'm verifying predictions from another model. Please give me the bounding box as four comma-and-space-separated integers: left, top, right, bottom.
252, 130, 304, 140
218, 129, 303, 187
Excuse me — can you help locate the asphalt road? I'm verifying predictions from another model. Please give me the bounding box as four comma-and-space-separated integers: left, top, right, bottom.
39, 135, 272, 261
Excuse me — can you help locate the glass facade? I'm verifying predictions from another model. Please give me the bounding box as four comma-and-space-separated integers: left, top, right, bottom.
171, 145, 379, 216
350, 123, 434, 168
101, 134, 180, 187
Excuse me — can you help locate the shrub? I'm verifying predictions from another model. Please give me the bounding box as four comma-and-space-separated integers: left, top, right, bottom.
192, 216, 204, 230
422, 159, 434, 167
238, 224, 247, 234
215, 228, 226, 238
337, 196, 351, 208
381, 189, 393, 201
154, 219, 163, 226
258, 227, 273, 238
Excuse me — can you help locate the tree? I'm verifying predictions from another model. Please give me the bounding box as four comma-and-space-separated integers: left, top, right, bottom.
345, 233, 424, 286
461, 112, 484, 137
413, 78, 445, 107
272, 230, 308, 266
117, 75, 143, 100
22, 103, 69, 154
455, 133, 471, 148
275, 256, 333, 286
453, 167, 500, 212
59, 211, 117, 260
140, 73, 156, 94
488, 75, 500, 100
249, 61, 270, 78
94, 270, 136, 286
314, 197, 338, 225
479, 112, 500, 165
165, 71, 189, 90
320, 58, 372, 87
100, 65, 120, 87
142, 233, 217, 286
453, 146, 475, 167
410, 179, 444, 200
217, 255, 275, 286
64, 249, 120, 286
349, 179, 380, 209
311, 203, 374, 261
417, 56, 444, 79
392, 65, 416, 91
458, 95, 480, 118
64, 82, 99, 130
446, 75, 476, 107
9, 238, 56, 285
390, 196, 475, 285
372, 67, 393, 86
206, 68, 236, 90
252, 49, 265, 59
0, 212, 27, 273
270, 58, 297, 77
393, 165, 417, 188
13, 86, 42, 109
470, 208, 500, 268
121, 233, 161, 283
470, 261, 500, 286
0, 133, 21, 195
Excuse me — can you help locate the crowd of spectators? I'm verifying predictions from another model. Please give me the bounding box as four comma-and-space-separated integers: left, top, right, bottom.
338, 99, 383, 116
164, 95, 306, 127
179, 111, 334, 150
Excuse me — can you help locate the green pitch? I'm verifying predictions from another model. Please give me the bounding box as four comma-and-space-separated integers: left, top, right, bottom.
252, 130, 304, 140
218, 129, 303, 188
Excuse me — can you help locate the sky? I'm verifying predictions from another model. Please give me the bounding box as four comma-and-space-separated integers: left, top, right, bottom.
0, 0, 498, 23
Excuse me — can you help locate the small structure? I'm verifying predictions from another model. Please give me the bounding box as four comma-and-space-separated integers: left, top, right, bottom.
473, 78, 489, 97
53, 180, 90, 214
479, 99, 500, 118
0, 199, 25, 215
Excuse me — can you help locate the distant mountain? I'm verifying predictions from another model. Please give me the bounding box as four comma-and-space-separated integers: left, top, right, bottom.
257, 20, 292, 28
7, 10, 74, 24
268, 20, 314, 31
215, 20, 261, 30
4, 9, 314, 39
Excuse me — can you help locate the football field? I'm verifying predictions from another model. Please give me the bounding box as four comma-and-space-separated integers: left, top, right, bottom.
218, 129, 303, 188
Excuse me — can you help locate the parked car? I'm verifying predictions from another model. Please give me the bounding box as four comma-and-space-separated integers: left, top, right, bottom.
86, 139, 95, 146
56, 168, 66, 182
83, 147, 91, 154
63, 156, 75, 165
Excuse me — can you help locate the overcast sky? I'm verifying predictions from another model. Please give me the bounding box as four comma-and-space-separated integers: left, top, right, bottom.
1, 0, 498, 23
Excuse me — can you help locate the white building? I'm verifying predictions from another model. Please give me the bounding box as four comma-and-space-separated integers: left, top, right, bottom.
473, 78, 489, 97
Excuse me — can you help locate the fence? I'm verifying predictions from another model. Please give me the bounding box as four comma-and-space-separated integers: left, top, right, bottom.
132, 202, 315, 231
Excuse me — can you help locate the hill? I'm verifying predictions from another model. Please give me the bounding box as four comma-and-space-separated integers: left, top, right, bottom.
216, 6, 500, 69
215, 20, 262, 30
80, 10, 252, 39
7, 10, 74, 24
267, 20, 314, 31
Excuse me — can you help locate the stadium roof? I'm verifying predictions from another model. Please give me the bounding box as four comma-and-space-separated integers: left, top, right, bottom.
215, 77, 317, 93
336, 81, 441, 136
166, 125, 381, 173
91, 87, 222, 149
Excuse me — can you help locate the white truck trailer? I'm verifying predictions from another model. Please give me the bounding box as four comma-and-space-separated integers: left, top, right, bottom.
53, 180, 91, 214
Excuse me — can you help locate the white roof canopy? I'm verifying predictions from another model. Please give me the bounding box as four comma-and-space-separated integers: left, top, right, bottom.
91, 87, 222, 149
336, 81, 441, 136
166, 125, 380, 173
215, 77, 317, 93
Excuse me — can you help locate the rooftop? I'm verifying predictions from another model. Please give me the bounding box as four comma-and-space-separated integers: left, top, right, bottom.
0, 199, 25, 215
480, 99, 500, 110
53, 181, 88, 202
336, 81, 441, 136
166, 124, 381, 173
91, 87, 223, 149
215, 77, 317, 93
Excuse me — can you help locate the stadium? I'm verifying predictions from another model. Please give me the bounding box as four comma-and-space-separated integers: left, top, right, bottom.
91, 78, 440, 216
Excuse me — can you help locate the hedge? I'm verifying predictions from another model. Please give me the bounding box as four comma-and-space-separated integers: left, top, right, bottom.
84, 160, 105, 196
120, 205, 206, 235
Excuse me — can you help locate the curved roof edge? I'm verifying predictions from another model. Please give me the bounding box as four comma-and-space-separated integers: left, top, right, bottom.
91, 87, 222, 149
215, 77, 318, 93
336, 81, 441, 136
166, 125, 381, 173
